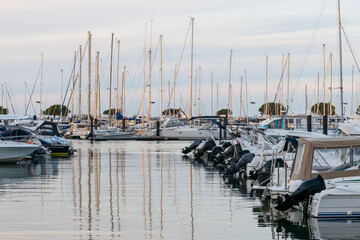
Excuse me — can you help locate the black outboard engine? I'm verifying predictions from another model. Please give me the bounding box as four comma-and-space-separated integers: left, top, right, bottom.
215, 143, 242, 164
182, 139, 202, 154
249, 158, 287, 186
237, 153, 256, 169
224, 150, 250, 165
225, 152, 254, 175
211, 141, 232, 157
275, 175, 326, 212
193, 138, 216, 158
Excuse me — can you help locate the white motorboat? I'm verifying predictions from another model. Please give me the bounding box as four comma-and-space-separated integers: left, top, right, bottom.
274, 137, 360, 218
11, 120, 74, 156
0, 140, 39, 163
155, 117, 220, 140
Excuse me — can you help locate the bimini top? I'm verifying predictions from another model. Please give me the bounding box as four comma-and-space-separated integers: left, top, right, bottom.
290, 137, 360, 181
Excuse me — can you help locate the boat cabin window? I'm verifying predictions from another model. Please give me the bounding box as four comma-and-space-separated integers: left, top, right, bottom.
293, 144, 305, 174
36, 123, 58, 136
312, 147, 360, 173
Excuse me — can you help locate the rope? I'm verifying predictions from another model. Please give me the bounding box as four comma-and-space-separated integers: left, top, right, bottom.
290, 0, 327, 101
59, 51, 78, 120
25, 66, 41, 114
342, 27, 360, 73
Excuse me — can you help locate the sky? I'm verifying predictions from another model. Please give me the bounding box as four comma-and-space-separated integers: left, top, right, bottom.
1, 0, 360, 118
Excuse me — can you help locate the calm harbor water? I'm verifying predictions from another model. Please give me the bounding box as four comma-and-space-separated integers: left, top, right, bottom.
0, 140, 360, 239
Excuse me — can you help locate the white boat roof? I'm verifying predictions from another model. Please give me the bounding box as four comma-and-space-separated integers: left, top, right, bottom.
265, 129, 328, 138
9, 120, 45, 131
0, 115, 31, 120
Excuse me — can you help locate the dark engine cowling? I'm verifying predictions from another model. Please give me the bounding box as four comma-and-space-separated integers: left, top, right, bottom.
275, 175, 326, 212
249, 158, 287, 182
237, 153, 256, 169
182, 139, 202, 154
225, 151, 254, 175
215, 143, 242, 164
211, 141, 232, 156
193, 138, 216, 158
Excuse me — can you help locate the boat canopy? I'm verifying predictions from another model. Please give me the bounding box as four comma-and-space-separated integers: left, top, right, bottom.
291, 137, 360, 181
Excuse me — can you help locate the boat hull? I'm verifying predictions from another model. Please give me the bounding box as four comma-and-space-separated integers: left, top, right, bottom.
0, 142, 39, 163
310, 186, 360, 218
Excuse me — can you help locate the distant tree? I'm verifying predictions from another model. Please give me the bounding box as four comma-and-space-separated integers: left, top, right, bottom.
162, 108, 180, 116
311, 102, 335, 115
43, 104, 70, 117
0, 106, 8, 115
103, 109, 122, 115
216, 109, 232, 116
258, 102, 285, 115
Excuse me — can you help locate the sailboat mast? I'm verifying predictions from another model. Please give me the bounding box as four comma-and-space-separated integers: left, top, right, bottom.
122, 66, 126, 117
305, 84, 308, 113
141, 22, 147, 127
280, 54, 284, 116
287, 53, 290, 113
240, 76, 243, 120
160, 35, 163, 120
323, 44, 326, 115
173, 64, 176, 112
189, 17, 194, 119
87, 31, 92, 120
337, 0, 344, 121
227, 49, 232, 118
71, 51, 76, 120
317, 73, 320, 115
245, 71, 248, 123
265, 56, 268, 116
1, 84, 3, 114
109, 33, 114, 125
194, 69, 197, 116
94, 52, 99, 120
79, 45, 82, 120
352, 65, 354, 115
211, 72, 213, 116
198, 66, 201, 117
216, 82, 219, 115
146, 21, 152, 124
330, 53, 333, 116
116, 40, 120, 121
40, 53, 43, 119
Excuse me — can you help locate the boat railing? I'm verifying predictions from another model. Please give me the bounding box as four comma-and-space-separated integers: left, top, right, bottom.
0, 135, 39, 143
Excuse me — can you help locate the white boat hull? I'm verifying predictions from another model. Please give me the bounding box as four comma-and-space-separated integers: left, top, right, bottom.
160, 127, 220, 140
310, 184, 360, 218
0, 141, 39, 163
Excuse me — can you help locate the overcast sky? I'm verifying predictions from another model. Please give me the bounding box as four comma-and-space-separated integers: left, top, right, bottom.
1, 0, 360, 117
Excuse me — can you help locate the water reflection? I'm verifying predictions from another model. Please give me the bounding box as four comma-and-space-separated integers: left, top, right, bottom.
2, 141, 360, 239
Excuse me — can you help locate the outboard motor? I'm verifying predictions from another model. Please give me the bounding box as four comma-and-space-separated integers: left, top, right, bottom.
237, 153, 256, 170
225, 152, 255, 175
182, 139, 202, 154
275, 175, 326, 212
224, 150, 250, 165
193, 138, 216, 158
249, 158, 287, 185
211, 141, 232, 156
215, 143, 242, 164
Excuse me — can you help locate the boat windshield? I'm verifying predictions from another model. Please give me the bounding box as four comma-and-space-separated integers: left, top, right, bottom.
312, 147, 360, 173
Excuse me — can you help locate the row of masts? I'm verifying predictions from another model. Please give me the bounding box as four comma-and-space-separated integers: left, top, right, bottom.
23, 0, 346, 122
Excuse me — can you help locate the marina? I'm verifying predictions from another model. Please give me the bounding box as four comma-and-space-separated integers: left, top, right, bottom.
3, 0, 360, 239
